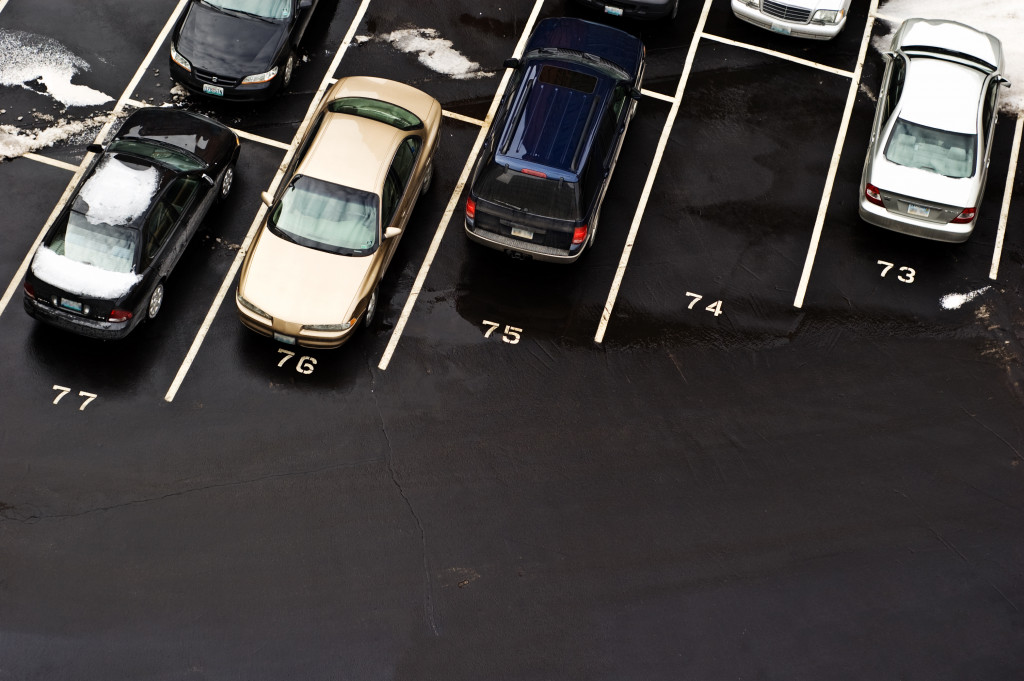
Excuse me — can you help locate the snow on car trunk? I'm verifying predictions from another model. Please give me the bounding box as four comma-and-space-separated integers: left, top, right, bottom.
31, 246, 141, 300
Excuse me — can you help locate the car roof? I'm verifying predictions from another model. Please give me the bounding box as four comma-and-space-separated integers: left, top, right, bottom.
525, 17, 643, 76
495, 60, 615, 179
895, 18, 1003, 73
74, 153, 177, 230
297, 112, 405, 193
897, 57, 985, 134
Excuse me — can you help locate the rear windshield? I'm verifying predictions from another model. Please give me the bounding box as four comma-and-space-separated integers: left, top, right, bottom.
268, 175, 379, 256
475, 164, 579, 221
47, 212, 139, 274
327, 97, 423, 131
884, 119, 977, 179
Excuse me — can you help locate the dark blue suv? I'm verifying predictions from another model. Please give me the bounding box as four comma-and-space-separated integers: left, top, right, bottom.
464, 18, 645, 263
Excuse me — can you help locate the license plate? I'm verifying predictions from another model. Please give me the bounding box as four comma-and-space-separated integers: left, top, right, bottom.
203, 83, 225, 97
273, 332, 296, 345
510, 227, 534, 240
604, 5, 624, 16
770, 23, 792, 35
906, 203, 930, 217
60, 297, 83, 313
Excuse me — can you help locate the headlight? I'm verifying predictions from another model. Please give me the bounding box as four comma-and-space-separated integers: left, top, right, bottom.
811, 9, 843, 24
170, 43, 191, 72
236, 291, 270, 319
304, 319, 355, 332
242, 67, 279, 84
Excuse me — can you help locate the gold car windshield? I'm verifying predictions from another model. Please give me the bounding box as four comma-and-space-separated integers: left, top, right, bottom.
268, 175, 379, 256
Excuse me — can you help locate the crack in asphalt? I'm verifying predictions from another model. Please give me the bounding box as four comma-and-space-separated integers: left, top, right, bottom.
366, 357, 439, 636
0, 457, 381, 525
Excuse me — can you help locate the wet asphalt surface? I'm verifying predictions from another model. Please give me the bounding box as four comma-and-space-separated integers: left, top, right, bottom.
2, 0, 1024, 678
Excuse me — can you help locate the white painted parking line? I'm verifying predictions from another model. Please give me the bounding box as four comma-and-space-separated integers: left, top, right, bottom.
442, 110, 486, 127
593, 0, 715, 345
0, 0, 9, 13
701, 33, 856, 80
22, 153, 80, 173
990, 113, 1024, 281
0, 0, 191, 322
164, 0, 375, 402
376, 0, 547, 371
640, 89, 676, 104
792, 1, 879, 309
125, 98, 293, 150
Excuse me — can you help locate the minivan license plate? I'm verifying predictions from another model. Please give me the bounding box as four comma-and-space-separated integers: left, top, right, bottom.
510, 227, 534, 240
906, 203, 930, 218
203, 84, 225, 97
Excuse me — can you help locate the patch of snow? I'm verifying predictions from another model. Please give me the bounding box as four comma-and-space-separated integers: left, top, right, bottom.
0, 29, 113, 108
941, 286, 990, 310
78, 156, 161, 226
875, 0, 1024, 114
379, 29, 495, 80
31, 246, 140, 300
0, 114, 108, 160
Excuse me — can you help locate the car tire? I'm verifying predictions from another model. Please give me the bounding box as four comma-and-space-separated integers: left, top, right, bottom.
282, 52, 296, 88
218, 162, 235, 202
420, 157, 434, 196
148, 281, 165, 320
363, 287, 378, 327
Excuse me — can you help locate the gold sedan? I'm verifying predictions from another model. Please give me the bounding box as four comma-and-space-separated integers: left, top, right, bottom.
236, 76, 441, 348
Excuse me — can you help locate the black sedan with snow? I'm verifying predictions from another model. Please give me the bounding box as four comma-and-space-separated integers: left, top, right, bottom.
23, 108, 240, 339
169, 0, 319, 101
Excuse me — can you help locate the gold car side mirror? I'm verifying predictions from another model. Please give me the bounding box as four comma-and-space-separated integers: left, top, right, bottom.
384, 227, 402, 240
260, 191, 274, 207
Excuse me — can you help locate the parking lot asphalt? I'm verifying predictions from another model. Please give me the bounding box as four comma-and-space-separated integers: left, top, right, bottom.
1, 0, 1023, 679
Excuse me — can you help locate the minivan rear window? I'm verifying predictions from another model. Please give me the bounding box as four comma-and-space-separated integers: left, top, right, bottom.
476, 165, 579, 221
538, 65, 596, 94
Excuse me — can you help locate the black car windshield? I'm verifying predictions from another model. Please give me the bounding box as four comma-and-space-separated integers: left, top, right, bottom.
202, 0, 290, 20
268, 176, 379, 256
476, 164, 579, 221
884, 119, 977, 179
107, 139, 205, 172
47, 211, 139, 274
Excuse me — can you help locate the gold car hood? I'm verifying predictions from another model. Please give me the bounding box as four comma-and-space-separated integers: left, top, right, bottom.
241, 228, 375, 326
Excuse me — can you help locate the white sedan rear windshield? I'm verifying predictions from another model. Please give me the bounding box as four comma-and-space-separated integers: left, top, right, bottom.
884, 119, 976, 179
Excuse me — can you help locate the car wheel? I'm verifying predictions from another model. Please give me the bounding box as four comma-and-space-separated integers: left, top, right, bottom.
420, 157, 434, 196
148, 281, 165, 320
218, 162, 235, 201
363, 288, 378, 327
282, 52, 296, 88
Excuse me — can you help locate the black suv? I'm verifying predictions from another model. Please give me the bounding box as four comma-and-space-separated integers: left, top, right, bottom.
464, 18, 645, 263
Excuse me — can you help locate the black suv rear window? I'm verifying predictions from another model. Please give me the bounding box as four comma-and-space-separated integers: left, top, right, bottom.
538, 65, 596, 94
476, 165, 579, 222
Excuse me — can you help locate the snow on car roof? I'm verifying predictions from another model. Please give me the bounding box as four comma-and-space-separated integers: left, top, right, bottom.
75, 155, 162, 227
31, 246, 141, 300
898, 57, 985, 134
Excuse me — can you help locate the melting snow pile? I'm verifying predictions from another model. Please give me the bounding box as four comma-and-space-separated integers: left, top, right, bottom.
940, 286, 990, 310
31, 246, 141, 300
375, 29, 494, 80
876, 0, 1024, 114
79, 156, 161, 226
0, 29, 113, 108
0, 114, 107, 160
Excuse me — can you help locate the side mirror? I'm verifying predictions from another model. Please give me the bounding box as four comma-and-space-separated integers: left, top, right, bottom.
261, 191, 274, 207
996, 76, 1011, 89
201, 174, 215, 186
881, 51, 895, 61
384, 226, 402, 240
630, 87, 642, 100
86, 143, 103, 154
503, 57, 520, 69
298, 0, 313, 7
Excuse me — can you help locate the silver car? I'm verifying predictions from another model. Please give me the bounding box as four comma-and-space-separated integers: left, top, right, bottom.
859, 18, 1009, 243
731, 0, 852, 40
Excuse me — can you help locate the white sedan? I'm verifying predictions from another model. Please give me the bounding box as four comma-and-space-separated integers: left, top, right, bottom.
731, 0, 852, 40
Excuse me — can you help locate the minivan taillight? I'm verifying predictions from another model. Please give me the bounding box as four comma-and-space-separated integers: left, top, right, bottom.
466, 197, 476, 219
951, 207, 976, 224
864, 183, 884, 207
572, 225, 588, 246
109, 309, 133, 322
